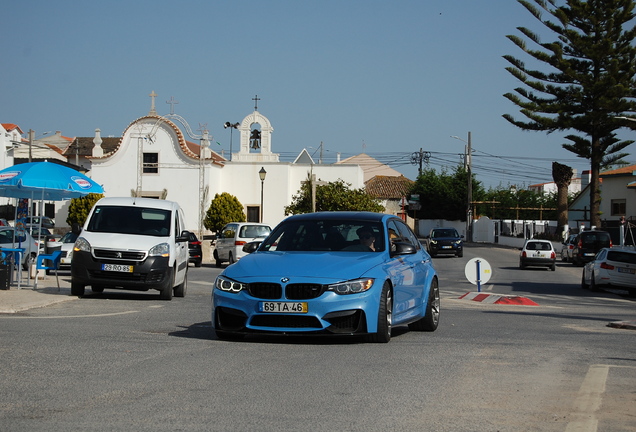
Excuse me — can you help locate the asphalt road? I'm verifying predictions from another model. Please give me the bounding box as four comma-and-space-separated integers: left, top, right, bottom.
0, 244, 634, 431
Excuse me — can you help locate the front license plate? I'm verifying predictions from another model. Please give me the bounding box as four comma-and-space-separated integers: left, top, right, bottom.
259, 302, 308, 313
442, 246, 452, 249
618, 267, 635, 274
102, 263, 133, 273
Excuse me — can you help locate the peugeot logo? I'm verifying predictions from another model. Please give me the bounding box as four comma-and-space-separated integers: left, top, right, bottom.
116, 252, 122, 259
281, 277, 289, 283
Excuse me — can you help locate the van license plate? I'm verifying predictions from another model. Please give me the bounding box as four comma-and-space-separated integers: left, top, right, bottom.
258, 302, 308, 313
102, 264, 133, 273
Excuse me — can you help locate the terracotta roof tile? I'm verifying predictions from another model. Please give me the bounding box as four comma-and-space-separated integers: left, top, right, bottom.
600, 164, 636, 177
365, 175, 414, 199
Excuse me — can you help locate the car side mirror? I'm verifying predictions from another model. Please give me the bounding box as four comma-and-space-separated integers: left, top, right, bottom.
177, 230, 190, 243
391, 241, 416, 257
243, 241, 262, 254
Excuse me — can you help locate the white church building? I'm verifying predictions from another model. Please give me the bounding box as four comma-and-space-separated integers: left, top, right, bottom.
76, 95, 364, 235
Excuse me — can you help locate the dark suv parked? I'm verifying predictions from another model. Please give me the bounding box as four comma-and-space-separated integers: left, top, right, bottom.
571, 230, 612, 266
188, 232, 203, 267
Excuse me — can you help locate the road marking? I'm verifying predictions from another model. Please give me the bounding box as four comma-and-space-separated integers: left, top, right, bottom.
2, 310, 140, 319
566, 364, 609, 432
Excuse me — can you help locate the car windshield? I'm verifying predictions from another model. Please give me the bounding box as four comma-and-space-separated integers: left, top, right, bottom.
60, 232, 79, 244
0, 229, 27, 244
260, 220, 385, 252
432, 229, 458, 238
87, 206, 171, 236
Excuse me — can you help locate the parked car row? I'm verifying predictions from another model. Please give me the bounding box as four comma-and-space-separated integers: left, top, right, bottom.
562, 230, 612, 266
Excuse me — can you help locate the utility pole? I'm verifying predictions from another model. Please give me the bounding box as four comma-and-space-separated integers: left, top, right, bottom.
28, 129, 34, 163
410, 148, 431, 176
467, 132, 473, 242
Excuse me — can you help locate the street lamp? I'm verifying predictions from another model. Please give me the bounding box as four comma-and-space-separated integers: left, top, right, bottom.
259, 167, 267, 223
224, 122, 239, 161
451, 132, 473, 242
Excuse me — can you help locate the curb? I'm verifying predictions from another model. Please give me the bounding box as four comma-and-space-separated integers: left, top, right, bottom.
459, 292, 539, 306
607, 320, 636, 330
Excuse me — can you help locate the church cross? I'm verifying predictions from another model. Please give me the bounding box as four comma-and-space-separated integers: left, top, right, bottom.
253, 94, 261, 111
149, 90, 158, 115
166, 96, 179, 115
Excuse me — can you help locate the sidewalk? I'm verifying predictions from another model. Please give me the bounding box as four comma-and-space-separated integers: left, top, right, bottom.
0, 272, 76, 313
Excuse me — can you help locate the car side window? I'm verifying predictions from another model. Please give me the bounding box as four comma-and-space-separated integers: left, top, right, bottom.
223, 225, 237, 239
394, 220, 420, 250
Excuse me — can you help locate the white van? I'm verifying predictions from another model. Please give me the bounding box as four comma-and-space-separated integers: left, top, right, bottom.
70, 197, 189, 300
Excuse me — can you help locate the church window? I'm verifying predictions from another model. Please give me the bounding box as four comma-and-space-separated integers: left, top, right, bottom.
143, 153, 159, 174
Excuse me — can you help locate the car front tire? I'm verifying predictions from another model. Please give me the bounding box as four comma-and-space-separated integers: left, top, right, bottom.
409, 278, 440, 332
366, 282, 392, 343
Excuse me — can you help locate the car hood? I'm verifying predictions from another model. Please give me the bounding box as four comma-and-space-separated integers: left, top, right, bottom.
430, 236, 461, 241
223, 251, 386, 283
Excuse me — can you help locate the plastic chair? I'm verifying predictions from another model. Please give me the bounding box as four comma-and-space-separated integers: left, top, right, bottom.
35, 250, 63, 290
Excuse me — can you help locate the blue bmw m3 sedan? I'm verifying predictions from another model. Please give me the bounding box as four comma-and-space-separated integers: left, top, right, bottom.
212, 212, 440, 343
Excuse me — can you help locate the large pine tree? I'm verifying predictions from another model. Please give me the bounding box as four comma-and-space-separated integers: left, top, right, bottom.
503, 0, 636, 227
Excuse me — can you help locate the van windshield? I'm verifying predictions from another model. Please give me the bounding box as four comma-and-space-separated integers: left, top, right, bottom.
87, 205, 171, 237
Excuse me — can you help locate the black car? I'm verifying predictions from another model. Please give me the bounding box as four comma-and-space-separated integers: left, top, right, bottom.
571, 230, 612, 266
426, 227, 463, 257
188, 232, 203, 267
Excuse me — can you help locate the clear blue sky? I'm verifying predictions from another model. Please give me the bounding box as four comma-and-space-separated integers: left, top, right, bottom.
2, 0, 629, 189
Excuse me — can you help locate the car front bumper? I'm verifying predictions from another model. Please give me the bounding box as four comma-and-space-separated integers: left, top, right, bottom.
71, 250, 173, 291
213, 283, 382, 336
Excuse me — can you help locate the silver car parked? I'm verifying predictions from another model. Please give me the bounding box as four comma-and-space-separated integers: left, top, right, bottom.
0, 227, 38, 270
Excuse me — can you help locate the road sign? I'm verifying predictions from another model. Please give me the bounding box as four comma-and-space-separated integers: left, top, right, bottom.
464, 257, 492, 292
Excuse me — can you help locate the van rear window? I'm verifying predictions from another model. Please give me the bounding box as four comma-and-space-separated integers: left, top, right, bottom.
88, 206, 171, 236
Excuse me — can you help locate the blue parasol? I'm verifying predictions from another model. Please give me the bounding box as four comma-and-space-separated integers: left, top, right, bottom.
0, 161, 103, 200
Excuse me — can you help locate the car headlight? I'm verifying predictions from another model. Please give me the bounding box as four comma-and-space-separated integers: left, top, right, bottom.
149, 242, 170, 257
73, 237, 90, 252
455, 240, 462, 245
215, 275, 247, 293
430, 240, 437, 245
327, 278, 374, 295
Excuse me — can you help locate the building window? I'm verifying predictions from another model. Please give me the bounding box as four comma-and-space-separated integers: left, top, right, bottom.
246, 206, 260, 222
611, 199, 626, 216
143, 153, 158, 174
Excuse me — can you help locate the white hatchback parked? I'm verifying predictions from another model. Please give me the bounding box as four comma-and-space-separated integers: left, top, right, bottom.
213, 222, 271, 266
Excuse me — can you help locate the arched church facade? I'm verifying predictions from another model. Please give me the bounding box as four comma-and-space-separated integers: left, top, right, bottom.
85, 100, 364, 235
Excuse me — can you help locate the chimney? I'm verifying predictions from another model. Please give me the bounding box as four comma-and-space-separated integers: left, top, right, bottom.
92, 128, 104, 157
581, 170, 591, 189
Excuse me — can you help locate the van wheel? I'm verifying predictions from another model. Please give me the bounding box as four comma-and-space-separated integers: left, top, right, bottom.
71, 282, 85, 297
213, 250, 222, 267
174, 270, 187, 297
228, 253, 235, 265
159, 274, 173, 300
